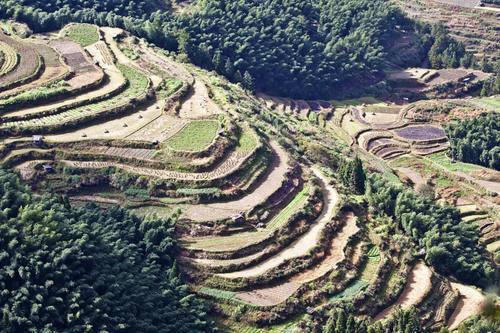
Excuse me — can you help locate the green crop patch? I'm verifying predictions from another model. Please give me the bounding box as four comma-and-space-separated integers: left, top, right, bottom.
235, 125, 257, 152
63, 24, 99, 47
427, 151, 484, 173
177, 187, 220, 195
166, 120, 219, 151
267, 187, 309, 231
328, 280, 369, 302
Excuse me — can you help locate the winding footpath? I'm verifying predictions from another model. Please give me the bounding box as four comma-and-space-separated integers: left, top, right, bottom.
218, 168, 338, 278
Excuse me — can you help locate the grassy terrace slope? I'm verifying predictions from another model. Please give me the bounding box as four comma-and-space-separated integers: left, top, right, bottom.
62, 23, 99, 47
166, 120, 219, 151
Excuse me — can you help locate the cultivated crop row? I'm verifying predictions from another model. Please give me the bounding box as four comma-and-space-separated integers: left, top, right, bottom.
0, 32, 41, 92
0, 41, 18, 76
267, 187, 309, 231
60, 151, 251, 181
394, 125, 446, 141
1, 64, 148, 130
95, 42, 113, 66
105, 147, 157, 160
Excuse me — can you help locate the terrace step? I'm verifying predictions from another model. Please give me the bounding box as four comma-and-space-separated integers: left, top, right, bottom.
215, 168, 338, 279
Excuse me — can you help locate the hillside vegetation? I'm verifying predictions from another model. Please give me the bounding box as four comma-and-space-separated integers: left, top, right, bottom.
0, 167, 215, 332
0, 0, 471, 98
446, 113, 500, 170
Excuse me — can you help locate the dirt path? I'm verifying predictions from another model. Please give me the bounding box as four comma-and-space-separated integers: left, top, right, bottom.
456, 171, 500, 195
373, 263, 432, 322
217, 168, 338, 279
183, 141, 288, 221
433, 0, 479, 8
178, 79, 222, 119
475, 5, 500, 12
291, 212, 359, 283
447, 283, 486, 330
234, 282, 301, 307
422, 156, 500, 195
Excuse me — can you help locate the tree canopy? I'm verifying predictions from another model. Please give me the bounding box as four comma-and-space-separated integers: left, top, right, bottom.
366, 176, 495, 286
446, 113, 500, 170
0, 166, 215, 332
0, 0, 414, 98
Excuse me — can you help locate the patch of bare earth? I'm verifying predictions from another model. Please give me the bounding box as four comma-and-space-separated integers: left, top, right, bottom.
178, 79, 222, 119
191, 251, 264, 267
291, 212, 359, 283
217, 168, 338, 279
14, 160, 50, 180
49, 39, 103, 89
396, 167, 426, 188
234, 282, 301, 306
373, 263, 432, 322
447, 283, 485, 330
351, 242, 364, 267
69, 195, 121, 205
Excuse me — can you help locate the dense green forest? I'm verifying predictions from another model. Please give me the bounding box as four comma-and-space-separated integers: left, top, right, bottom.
366, 176, 495, 286
446, 113, 500, 171
0, 167, 215, 332
0, 0, 472, 98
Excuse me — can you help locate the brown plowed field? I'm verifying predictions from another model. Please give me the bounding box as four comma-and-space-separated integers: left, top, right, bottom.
448, 283, 485, 330
291, 212, 359, 283
373, 263, 432, 322
234, 282, 301, 306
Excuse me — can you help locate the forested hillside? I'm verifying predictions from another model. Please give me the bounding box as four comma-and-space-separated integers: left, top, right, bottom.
446, 113, 500, 170
0, 167, 215, 332
366, 176, 494, 286
0, 0, 470, 98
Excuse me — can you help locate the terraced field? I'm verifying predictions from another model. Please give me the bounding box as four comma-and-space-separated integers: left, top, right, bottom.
373, 263, 432, 322
0, 31, 41, 91
182, 141, 288, 222
217, 169, 338, 279
1, 21, 497, 333
1, 64, 148, 130
166, 120, 219, 151
0, 41, 18, 75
